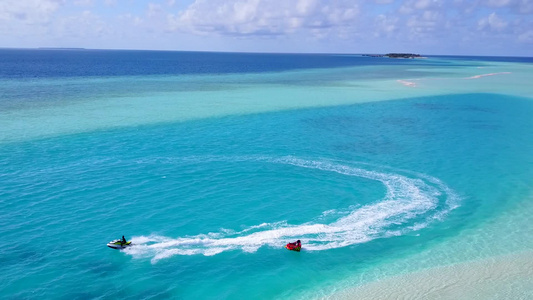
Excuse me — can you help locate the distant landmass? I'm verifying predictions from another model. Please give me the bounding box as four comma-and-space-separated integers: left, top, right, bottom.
38, 47, 87, 50
363, 53, 424, 59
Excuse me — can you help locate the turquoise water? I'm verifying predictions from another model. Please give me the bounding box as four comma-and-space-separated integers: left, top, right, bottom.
0, 51, 532, 299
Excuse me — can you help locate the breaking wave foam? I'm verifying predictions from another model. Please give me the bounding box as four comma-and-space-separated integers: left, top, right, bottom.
124, 156, 460, 263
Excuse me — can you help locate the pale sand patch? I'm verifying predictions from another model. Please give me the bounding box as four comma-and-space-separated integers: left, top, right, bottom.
397, 79, 417, 87
327, 251, 533, 300
466, 72, 512, 79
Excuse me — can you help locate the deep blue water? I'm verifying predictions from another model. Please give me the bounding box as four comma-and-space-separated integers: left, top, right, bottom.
0, 49, 459, 79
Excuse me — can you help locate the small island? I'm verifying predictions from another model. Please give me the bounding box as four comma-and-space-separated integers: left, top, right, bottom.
363, 53, 424, 59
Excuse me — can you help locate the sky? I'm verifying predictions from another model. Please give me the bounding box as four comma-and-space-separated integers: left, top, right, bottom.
1, 0, 532, 56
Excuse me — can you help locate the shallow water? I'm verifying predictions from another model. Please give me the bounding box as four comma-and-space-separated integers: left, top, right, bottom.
0, 50, 531, 299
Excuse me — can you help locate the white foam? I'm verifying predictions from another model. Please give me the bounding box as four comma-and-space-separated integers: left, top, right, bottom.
125, 157, 460, 263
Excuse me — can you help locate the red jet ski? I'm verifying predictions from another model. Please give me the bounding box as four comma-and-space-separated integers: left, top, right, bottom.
285, 240, 301, 252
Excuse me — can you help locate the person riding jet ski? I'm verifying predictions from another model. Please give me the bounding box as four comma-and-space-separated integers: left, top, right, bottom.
107, 236, 132, 249
285, 240, 302, 252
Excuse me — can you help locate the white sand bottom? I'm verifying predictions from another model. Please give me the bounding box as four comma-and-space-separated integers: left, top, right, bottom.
328, 250, 533, 300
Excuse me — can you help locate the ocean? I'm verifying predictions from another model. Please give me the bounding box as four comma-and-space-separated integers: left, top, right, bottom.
0, 49, 532, 299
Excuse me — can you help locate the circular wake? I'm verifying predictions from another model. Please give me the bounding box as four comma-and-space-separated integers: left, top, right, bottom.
124, 156, 460, 263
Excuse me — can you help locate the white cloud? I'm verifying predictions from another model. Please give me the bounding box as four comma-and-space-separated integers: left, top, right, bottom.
0, 0, 530, 55
395, 3, 447, 41
399, 0, 442, 14
168, 0, 360, 37
147, 3, 163, 18
486, 0, 511, 7
406, 10, 442, 37
118, 13, 144, 27
414, 0, 440, 10
74, 0, 93, 6
53, 10, 110, 39
478, 12, 508, 31
104, 0, 117, 6
374, 14, 398, 37
485, 0, 533, 13
0, 0, 63, 25
518, 29, 533, 43
515, 0, 533, 13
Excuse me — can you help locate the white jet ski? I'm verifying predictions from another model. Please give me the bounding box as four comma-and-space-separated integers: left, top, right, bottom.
107, 239, 132, 249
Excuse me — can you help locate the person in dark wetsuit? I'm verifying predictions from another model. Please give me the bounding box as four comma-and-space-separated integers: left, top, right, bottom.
121, 236, 127, 245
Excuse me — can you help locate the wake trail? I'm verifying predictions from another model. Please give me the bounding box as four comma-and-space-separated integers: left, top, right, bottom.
123, 156, 460, 263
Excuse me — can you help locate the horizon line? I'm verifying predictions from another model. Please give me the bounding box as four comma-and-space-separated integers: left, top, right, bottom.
0, 47, 532, 58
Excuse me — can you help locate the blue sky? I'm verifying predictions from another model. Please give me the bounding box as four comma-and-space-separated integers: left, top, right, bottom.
1, 0, 532, 56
